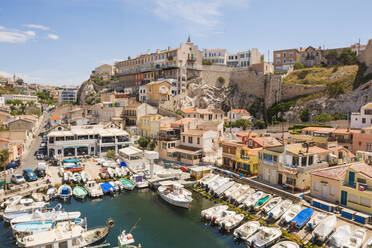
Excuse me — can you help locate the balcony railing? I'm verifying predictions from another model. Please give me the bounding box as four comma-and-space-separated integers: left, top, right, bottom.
159, 134, 180, 141
343, 182, 356, 189
240, 155, 250, 160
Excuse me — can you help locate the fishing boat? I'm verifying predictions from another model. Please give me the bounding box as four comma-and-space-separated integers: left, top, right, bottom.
113, 181, 125, 192
280, 204, 302, 225
235, 189, 255, 204
262, 197, 281, 214
344, 228, 367, 248
131, 173, 148, 188
254, 194, 271, 211
72, 172, 81, 183
307, 212, 328, 230
99, 169, 110, 179
10, 207, 80, 225
16, 218, 114, 248
107, 167, 117, 178
363, 238, 372, 248
120, 178, 136, 191
246, 226, 282, 248
198, 174, 218, 187
220, 213, 244, 232
118, 230, 142, 248
1, 195, 23, 209
158, 183, 193, 208
80, 171, 90, 183
233, 221, 260, 241
63, 171, 73, 183
85, 180, 104, 198
290, 207, 314, 229
46, 187, 57, 199
214, 210, 236, 226
109, 181, 122, 192
243, 191, 264, 209
268, 199, 292, 220
100, 182, 116, 194
230, 185, 250, 203
271, 241, 300, 248
63, 158, 80, 164
3, 201, 48, 222
328, 224, 351, 248
64, 163, 84, 172
201, 205, 229, 221
223, 183, 241, 199
214, 181, 235, 197
73, 186, 88, 199
312, 214, 337, 242
115, 167, 124, 177
58, 185, 72, 200
209, 177, 230, 194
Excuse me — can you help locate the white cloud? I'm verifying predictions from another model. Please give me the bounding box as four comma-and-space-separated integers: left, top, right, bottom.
0, 26, 4, 30
23, 24, 49, 30
0, 29, 36, 43
47, 34, 59, 40
25, 30, 36, 36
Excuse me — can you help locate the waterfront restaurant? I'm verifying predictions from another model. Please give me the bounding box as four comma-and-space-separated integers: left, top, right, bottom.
47, 125, 129, 158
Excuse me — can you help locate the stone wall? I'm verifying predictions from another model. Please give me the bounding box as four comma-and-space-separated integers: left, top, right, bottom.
281, 84, 327, 101
358, 39, 372, 75
199, 65, 233, 87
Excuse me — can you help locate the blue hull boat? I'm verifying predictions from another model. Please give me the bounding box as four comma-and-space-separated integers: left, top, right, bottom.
62, 158, 80, 164
290, 207, 314, 229
100, 182, 115, 194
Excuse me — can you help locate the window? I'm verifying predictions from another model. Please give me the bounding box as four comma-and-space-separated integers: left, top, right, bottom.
330, 186, 335, 195
182, 136, 185, 143
314, 181, 319, 191
349, 194, 358, 203
308, 156, 313, 165
276, 54, 280, 58
360, 197, 371, 207
197, 137, 200, 144
276, 60, 280, 65
367, 143, 372, 152
91, 147, 94, 152
273, 155, 278, 162
188, 136, 193, 143
362, 118, 366, 123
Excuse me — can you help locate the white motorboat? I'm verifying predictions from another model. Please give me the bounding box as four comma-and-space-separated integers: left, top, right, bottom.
262, 197, 282, 214
243, 191, 265, 209
72, 172, 81, 183
280, 204, 302, 225
110, 181, 123, 192
115, 167, 123, 177
272, 241, 300, 248
31, 193, 45, 202
209, 177, 230, 194
220, 213, 244, 232
215, 181, 235, 197
16, 218, 114, 248
3, 201, 48, 222
312, 214, 337, 242
223, 183, 241, 199
198, 174, 218, 187
268, 199, 292, 220
58, 184, 72, 200
46, 187, 57, 199
63, 171, 72, 183
107, 167, 117, 178
131, 173, 148, 188
118, 230, 141, 248
246, 227, 282, 248
230, 185, 250, 203
80, 171, 90, 183
85, 180, 104, 198
204, 175, 221, 189
214, 210, 236, 226
158, 183, 193, 208
235, 189, 255, 204
307, 212, 328, 230
233, 221, 260, 241
344, 228, 367, 248
363, 238, 372, 248
201, 205, 229, 221
328, 224, 351, 248
1, 195, 23, 209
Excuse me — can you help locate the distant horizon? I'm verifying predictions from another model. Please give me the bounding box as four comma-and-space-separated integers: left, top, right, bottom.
1, 0, 371, 86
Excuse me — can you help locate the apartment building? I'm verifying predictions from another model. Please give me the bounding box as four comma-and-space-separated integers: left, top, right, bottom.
298, 46, 323, 67
202, 49, 228, 65
2, 94, 38, 103
146, 80, 172, 106
47, 124, 130, 158
180, 108, 224, 122
121, 102, 157, 126
227, 48, 262, 68
226, 109, 251, 122
92, 64, 114, 80
115, 38, 202, 93
353, 126, 372, 153
273, 49, 300, 72
351, 102, 372, 129
58, 86, 79, 104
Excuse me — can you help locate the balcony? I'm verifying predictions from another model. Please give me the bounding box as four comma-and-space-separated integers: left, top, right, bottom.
343, 181, 356, 189
240, 155, 250, 160
159, 133, 179, 141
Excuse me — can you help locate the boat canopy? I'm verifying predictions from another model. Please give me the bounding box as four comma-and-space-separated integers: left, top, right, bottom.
291, 207, 314, 228
100, 182, 115, 193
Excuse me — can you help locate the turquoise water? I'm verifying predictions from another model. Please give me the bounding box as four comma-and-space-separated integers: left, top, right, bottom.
0, 189, 246, 248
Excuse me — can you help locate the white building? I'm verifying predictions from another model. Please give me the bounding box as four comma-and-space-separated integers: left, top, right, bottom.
202, 49, 228, 65
351, 103, 372, 129
2, 94, 38, 103
0, 97, 5, 106
47, 124, 129, 158
227, 48, 262, 68
227, 109, 252, 122
58, 86, 79, 104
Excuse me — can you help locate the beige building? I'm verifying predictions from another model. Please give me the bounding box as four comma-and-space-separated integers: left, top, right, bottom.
146, 80, 172, 106
3, 94, 38, 103
92, 64, 114, 80
273, 48, 300, 72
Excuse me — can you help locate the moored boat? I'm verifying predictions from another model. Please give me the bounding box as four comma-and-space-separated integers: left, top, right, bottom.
58, 184, 72, 201
214, 210, 236, 226
230, 185, 250, 203
243, 191, 265, 209
131, 173, 148, 188
100, 182, 116, 194
271, 241, 299, 248
290, 207, 314, 229
201, 205, 229, 221
3, 201, 48, 223
73, 186, 88, 199
268, 199, 292, 220
118, 230, 142, 248
214, 181, 235, 197
233, 221, 260, 241
120, 178, 136, 191
312, 214, 337, 242
280, 204, 302, 225
262, 197, 281, 214
85, 180, 104, 198
307, 212, 328, 230
222, 182, 241, 199
246, 226, 281, 248
46, 187, 57, 200
328, 224, 351, 248
158, 183, 193, 208
254, 194, 271, 210
363, 238, 372, 248
235, 189, 255, 204
344, 228, 367, 248
220, 213, 244, 232
1, 195, 23, 209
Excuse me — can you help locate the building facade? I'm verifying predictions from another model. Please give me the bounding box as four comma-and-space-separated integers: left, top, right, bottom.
58, 86, 79, 104
273, 49, 299, 72
3, 94, 38, 103
351, 103, 372, 129
227, 48, 262, 68
146, 80, 172, 106
202, 49, 228, 65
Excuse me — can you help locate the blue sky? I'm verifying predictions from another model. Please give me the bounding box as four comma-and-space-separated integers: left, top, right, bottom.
0, 0, 371, 86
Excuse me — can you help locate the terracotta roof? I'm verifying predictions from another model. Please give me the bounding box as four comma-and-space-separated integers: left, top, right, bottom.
50, 116, 62, 120
171, 118, 197, 125
286, 143, 329, 156
332, 128, 361, 135
182, 129, 208, 136
328, 146, 355, 158
311, 164, 350, 180
242, 147, 262, 155
231, 109, 250, 114
147, 80, 171, 86
0, 138, 9, 142
181, 108, 198, 114
302, 127, 323, 132
236, 130, 257, 138
314, 128, 336, 134
362, 102, 372, 109
251, 136, 282, 147
350, 162, 372, 180
362, 126, 372, 130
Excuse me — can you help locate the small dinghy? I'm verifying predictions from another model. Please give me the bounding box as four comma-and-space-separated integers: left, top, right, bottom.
312, 214, 337, 242
328, 224, 351, 248
231, 185, 251, 203
254, 194, 271, 210
107, 167, 117, 178
269, 199, 292, 220
344, 228, 367, 248
115, 167, 123, 177
246, 227, 282, 248
63, 171, 72, 183
220, 213, 244, 232
120, 178, 136, 191
235, 189, 255, 204
58, 184, 72, 200
64, 163, 84, 172
110, 181, 121, 192
118, 230, 141, 248
262, 197, 281, 214
114, 181, 124, 192
73, 186, 88, 199
272, 241, 300, 248
46, 187, 57, 199
80, 171, 90, 183
214, 210, 236, 226
307, 212, 328, 230
243, 191, 265, 209
100, 182, 116, 194
233, 221, 260, 241
201, 205, 229, 221
1, 195, 23, 209
290, 207, 314, 229
281, 204, 302, 225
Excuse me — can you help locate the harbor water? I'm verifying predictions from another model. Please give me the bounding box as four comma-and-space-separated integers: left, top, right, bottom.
0, 189, 246, 248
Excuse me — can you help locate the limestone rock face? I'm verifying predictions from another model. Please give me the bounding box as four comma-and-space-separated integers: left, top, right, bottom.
77, 80, 97, 105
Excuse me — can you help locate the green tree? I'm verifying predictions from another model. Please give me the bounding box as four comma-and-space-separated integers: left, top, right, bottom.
138, 137, 149, 149
293, 62, 304, 70
106, 150, 116, 159
325, 50, 339, 65
313, 113, 334, 123
202, 59, 212, 65
255, 119, 266, 129
300, 109, 310, 122
232, 118, 253, 130
0, 150, 9, 168
15, 79, 24, 85
339, 48, 357, 65
217, 76, 226, 86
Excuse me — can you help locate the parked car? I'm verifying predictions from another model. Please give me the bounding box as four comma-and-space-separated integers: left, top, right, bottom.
5, 162, 19, 170
34, 168, 46, 178
11, 174, 25, 184
23, 169, 38, 182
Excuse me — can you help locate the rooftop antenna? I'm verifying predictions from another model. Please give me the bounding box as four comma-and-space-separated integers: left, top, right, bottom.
267, 49, 270, 63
